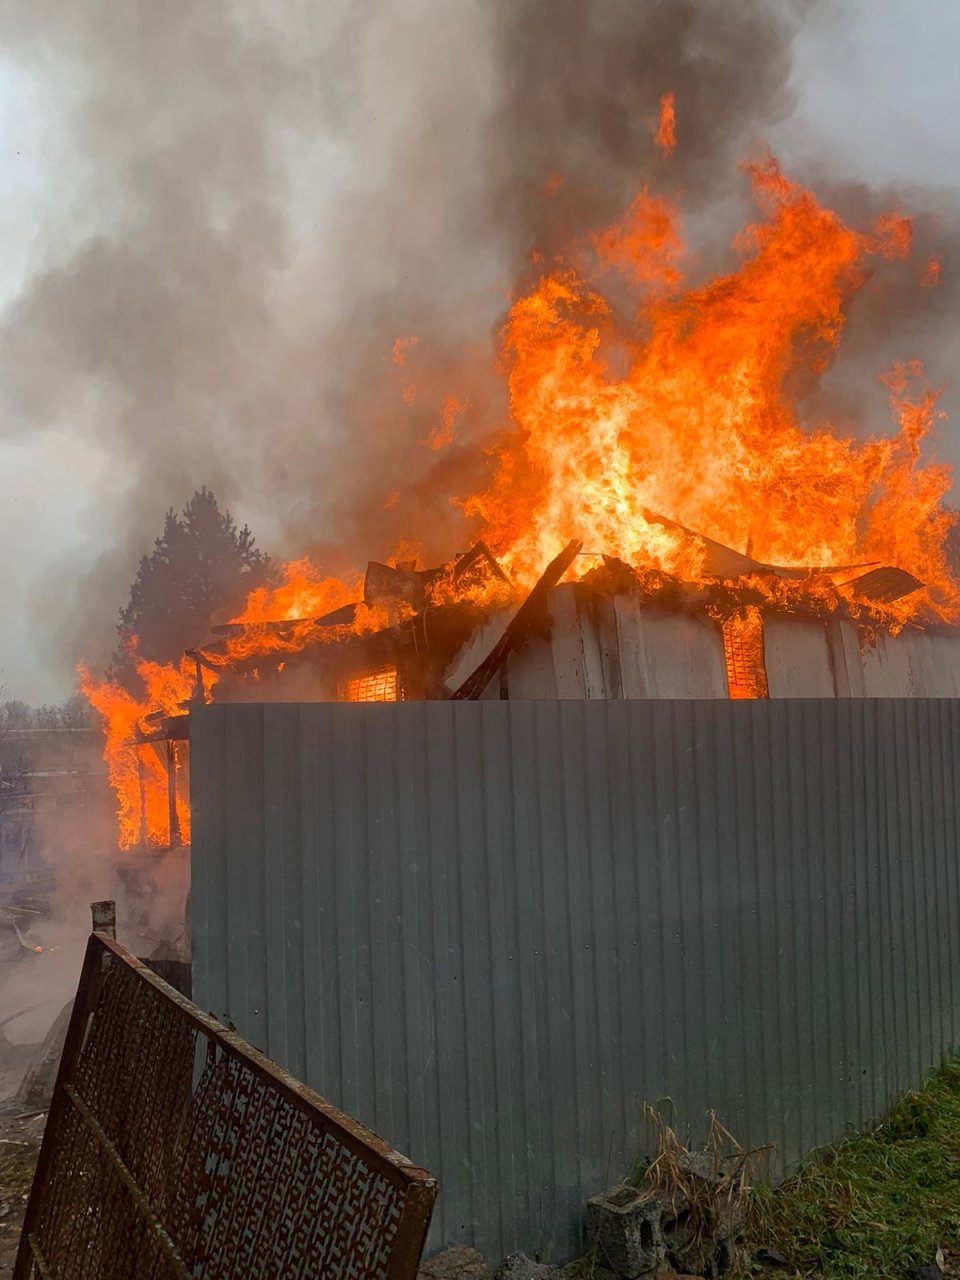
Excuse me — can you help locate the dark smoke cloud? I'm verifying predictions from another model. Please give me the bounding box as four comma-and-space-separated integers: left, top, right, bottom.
3, 0, 951, 684
489, 0, 812, 256
795, 176, 960, 445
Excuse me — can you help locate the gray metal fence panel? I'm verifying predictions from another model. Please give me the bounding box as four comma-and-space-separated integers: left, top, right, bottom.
191, 699, 960, 1262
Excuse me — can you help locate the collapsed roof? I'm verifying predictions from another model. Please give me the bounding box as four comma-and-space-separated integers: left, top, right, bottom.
183, 513, 926, 707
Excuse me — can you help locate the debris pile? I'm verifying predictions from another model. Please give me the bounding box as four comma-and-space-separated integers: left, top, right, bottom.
584, 1153, 746, 1279
417, 1144, 750, 1280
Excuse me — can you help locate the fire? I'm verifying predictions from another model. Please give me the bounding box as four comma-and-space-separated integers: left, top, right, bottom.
654, 92, 676, 157
466, 155, 957, 623
83, 119, 960, 850
214, 560, 397, 665
422, 395, 470, 451
233, 558, 359, 624
922, 256, 942, 287
81, 649, 194, 850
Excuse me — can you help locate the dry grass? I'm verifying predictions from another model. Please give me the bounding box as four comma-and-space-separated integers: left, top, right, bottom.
588, 1065, 960, 1279
632, 1102, 771, 1263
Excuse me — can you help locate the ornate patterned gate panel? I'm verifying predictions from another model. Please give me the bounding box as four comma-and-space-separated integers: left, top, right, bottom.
16, 933, 436, 1279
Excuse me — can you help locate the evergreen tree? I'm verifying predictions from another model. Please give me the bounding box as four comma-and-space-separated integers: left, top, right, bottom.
115, 487, 273, 681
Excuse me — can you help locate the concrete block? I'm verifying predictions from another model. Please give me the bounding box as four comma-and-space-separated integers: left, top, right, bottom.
585, 1185, 665, 1278
672, 1152, 745, 1241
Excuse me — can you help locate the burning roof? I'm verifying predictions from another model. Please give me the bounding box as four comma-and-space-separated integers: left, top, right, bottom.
196, 518, 927, 706
80, 518, 937, 850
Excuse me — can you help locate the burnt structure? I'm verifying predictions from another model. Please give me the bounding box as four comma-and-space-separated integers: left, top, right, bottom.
184, 524, 952, 707
131, 521, 960, 851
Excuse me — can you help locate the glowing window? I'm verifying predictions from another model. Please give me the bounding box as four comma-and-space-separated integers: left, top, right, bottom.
340, 666, 402, 703
721, 609, 769, 700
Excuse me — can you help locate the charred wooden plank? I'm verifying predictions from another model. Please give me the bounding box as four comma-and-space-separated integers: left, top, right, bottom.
453, 541, 510, 584
847, 565, 924, 604
135, 714, 189, 743
364, 561, 438, 608
450, 539, 583, 701
210, 602, 360, 638
642, 508, 878, 581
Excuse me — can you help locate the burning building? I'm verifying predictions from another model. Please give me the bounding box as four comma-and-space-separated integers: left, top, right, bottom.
85, 513, 960, 853
190, 523, 951, 712
65, 94, 960, 1265
78, 141, 960, 848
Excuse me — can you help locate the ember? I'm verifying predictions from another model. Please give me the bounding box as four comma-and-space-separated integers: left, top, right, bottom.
81, 123, 959, 850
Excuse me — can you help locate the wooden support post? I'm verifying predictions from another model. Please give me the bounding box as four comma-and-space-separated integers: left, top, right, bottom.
136, 747, 147, 848
167, 740, 182, 849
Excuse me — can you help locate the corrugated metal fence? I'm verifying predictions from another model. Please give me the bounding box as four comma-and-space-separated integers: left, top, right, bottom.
191, 699, 960, 1261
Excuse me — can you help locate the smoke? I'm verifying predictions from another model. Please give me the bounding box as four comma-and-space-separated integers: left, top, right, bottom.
795, 176, 960, 443
0, 0, 953, 686
488, 0, 811, 253
0, 735, 186, 1096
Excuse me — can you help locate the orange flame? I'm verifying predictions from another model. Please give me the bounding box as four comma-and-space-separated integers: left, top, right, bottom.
235, 559, 358, 624
654, 92, 676, 157
464, 154, 957, 622
422, 395, 469, 451
391, 335, 418, 366
81, 648, 194, 850
922, 256, 942, 287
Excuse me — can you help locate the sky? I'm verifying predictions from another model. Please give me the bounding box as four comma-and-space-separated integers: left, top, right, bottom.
1, 0, 958, 705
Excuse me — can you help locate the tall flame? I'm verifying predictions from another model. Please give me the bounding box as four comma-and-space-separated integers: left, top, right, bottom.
80, 648, 194, 849
465, 155, 956, 620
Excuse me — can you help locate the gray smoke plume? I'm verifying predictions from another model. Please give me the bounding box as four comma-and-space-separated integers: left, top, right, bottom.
489, 0, 809, 253
0, 0, 952, 684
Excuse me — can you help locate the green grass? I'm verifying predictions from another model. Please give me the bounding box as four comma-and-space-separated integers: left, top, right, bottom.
737, 1060, 960, 1279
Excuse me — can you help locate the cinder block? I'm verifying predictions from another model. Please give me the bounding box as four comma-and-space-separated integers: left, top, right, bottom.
654, 1154, 746, 1277
585, 1185, 665, 1278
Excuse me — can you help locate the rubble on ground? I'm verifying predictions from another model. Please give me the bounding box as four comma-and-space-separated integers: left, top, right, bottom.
582, 1149, 747, 1279
418, 1245, 491, 1280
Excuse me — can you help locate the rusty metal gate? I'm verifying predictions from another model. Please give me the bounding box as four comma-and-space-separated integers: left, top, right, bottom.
16, 932, 437, 1279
